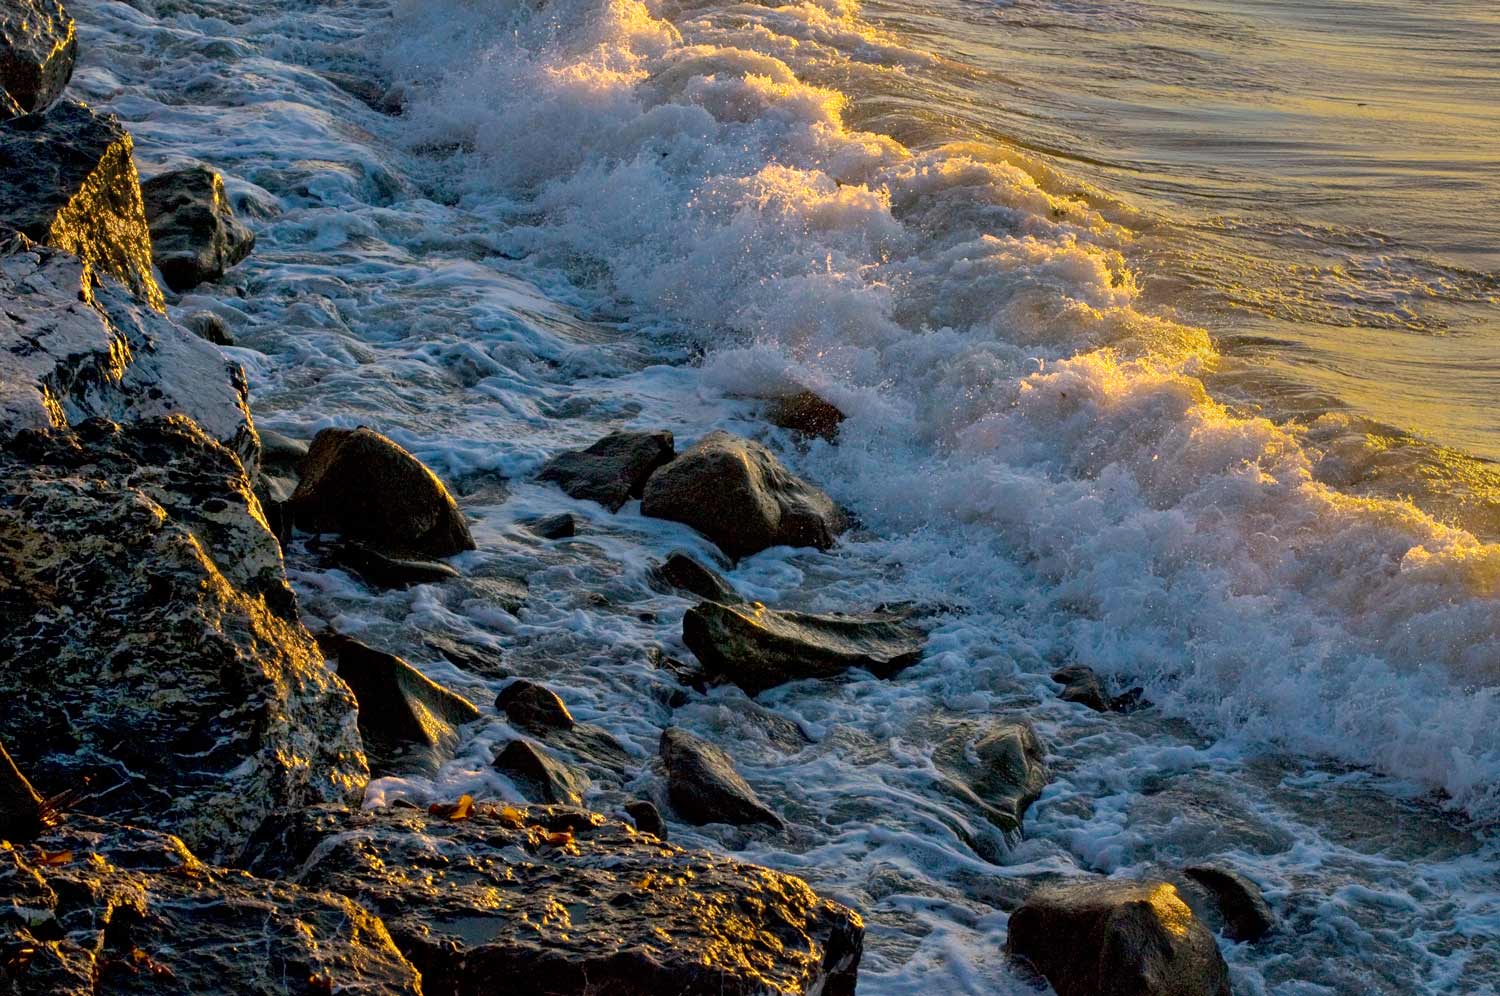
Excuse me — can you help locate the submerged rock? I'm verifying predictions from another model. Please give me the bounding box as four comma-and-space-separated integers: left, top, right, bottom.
0, 0, 76, 117
0, 101, 163, 308
2, 815, 423, 995
1007, 879, 1232, 996
0, 417, 366, 861
642, 431, 846, 559
1185, 865, 1276, 942
140, 165, 255, 292
492, 739, 588, 806
1053, 663, 1111, 712
0, 243, 257, 468
936, 721, 1049, 835
496, 679, 575, 731
246, 803, 860, 996
291, 426, 475, 557
766, 389, 844, 443
0, 739, 44, 842
537, 429, 675, 511
326, 539, 461, 588
528, 511, 575, 539
683, 600, 924, 695
320, 634, 480, 775
652, 550, 743, 603
659, 727, 782, 829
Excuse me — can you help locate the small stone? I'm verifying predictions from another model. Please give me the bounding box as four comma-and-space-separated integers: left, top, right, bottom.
766, 389, 844, 442
625, 800, 666, 838
1185, 865, 1276, 942
653, 550, 742, 603
496, 679, 575, 732
492, 740, 589, 806
183, 310, 234, 345
0, 0, 76, 117
659, 727, 782, 829
1052, 664, 1110, 712
538, 430, 675, 511
529, 512, 575, 539
140, 165, 255, 292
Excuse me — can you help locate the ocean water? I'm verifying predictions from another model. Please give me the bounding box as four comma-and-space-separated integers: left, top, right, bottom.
70, 0, 1500, 992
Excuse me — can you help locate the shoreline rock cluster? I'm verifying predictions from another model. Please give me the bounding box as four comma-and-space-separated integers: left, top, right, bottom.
0, 3, 1272, 994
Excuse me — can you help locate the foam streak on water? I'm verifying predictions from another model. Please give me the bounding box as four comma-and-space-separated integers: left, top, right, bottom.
69, 0, 1500, 992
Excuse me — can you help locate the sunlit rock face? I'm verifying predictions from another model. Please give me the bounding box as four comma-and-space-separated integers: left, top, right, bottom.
0, 243, 258, 471
0, 102, 162, 309
0, 0, 76, 118
0, 816, 423, 996
246, 803, 865, 996
0, 417, 367, 862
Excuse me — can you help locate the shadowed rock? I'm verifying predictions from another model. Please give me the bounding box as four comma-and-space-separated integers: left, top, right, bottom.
0, 417, 366, 861
496, 679, 574, 731
0, 101, 163, 308
1185, 865, 1275, 942
528, 511, 574, 539
2, 815, 423, 995
1053, 664, 1110, 712
327, 540, 460, 588
1007, 879, 1231, 996
0, 739, 44, 842
141, 165, 255, 291
935, 721, 1049, 835
492, 739, 588, 806
0, 0, 75, 118
642, 431, 846, 559
320, 634, 480, 775
625, 799, 666, 838
652, 550, 743, 603
659, 727, 782, 829
291, 426, 474, 558
683, 600, 924, 695
767, 389, 844, 442
537, 429, 675, 511
183, 309, 233, 345
245, 803, 860, 996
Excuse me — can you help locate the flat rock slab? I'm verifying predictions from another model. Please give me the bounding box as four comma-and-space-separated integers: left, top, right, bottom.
683, 600, 925, 695
660, 727, 782, 828
0, 102, 162, 308
141, 165, 255, 292
642, 431, 846, 559
0, 417, 367, 862
1007, 878, 1231, 996
246, 803, 864, 996
538, 430, 674, 512
1, 816, 422, 996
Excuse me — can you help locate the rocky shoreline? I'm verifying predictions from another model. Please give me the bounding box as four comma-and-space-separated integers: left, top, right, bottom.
0, 2, 1279, 993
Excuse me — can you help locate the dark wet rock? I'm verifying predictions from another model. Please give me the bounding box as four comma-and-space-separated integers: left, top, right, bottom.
140, 165, 255, 292
625, 799, 666, 838
0, 101, 163, 308
492, 739, 588, 806
659, 727, 782, 829
537, 429, 675, 511
683, 600, 925, 696
936, 721, 1049, 835
767, 389, 844, 442
183, 309, 233, 345
0, 244, 256, 468
1053, 663, 1110, 712
424, 634, 507, 679
496, 679, 574, 731
1185, 865, 1275, 942
291, 425, 475, 557
320, 634, 480, 775
0, 417, 366, 861
2, 815, 422, 995
652, 549, 743, 603
255, 474, 294, 546
1007, 878, 1231, 996
319, 69, 405, 115
1111, 686, 1147, 713
245, 803, 860, 996
0, 0, 76, 117
642, 431, 846, 559
0, 739, 44, 842
327, 539, 461, 588
528, 511, 575, 539
257, 427, 308, 476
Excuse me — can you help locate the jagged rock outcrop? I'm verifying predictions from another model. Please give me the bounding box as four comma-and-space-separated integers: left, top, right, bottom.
642, 431, 846, 559
935, 721, 1049, 835
1184, 865, 1275, 942
0, 101, 162, 308
140, 165, 255, 292
245, 803, 860, 996
290, 426, 475, 557
1007, 879, 1232, 996
766, 389, 844, 442
0, 0, 76, 118
0, 243, 257, 469
319, 634, 480, 775
492, 739, 588, 806
538, 429, 675, 512
683, 600, 924, 695
0, 417, 367, 862
0, 816, 423, 995
652, 550, 743, 603
659, 727, 782, 829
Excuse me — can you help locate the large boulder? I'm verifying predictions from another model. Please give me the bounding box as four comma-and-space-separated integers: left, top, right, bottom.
290, 426, 475, 557
935, 721, 1049, 835
659, 727, 782, 829
245, 803, 861, 996
140, 165, 255, 292
537, 429, 675, 511
0, 243, 258, 470
0, 0, 75, 118
0, 417, 367, 862
641, 431, 846, 559
1, 816, 423, 996
0, 101, 163, 308
1006, 879, 1232, 996
683, 600, 925, 695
